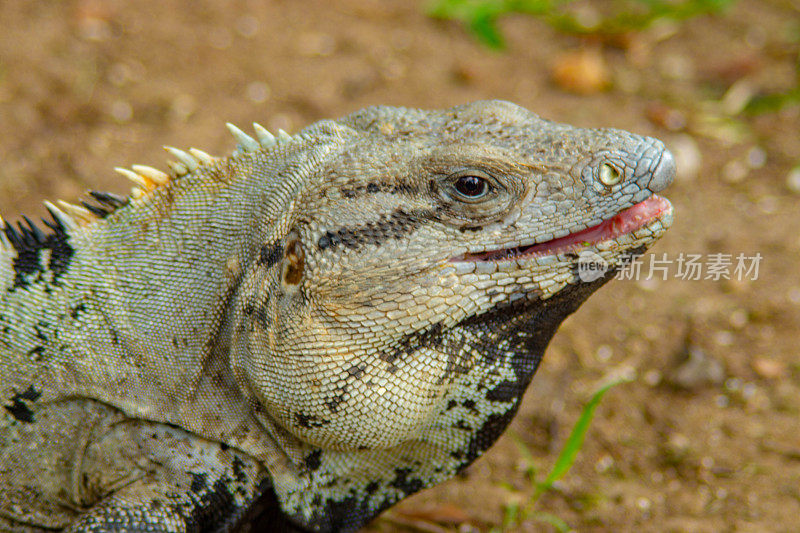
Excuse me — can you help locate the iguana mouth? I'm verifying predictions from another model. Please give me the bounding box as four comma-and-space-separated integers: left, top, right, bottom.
456, 194, 672, 262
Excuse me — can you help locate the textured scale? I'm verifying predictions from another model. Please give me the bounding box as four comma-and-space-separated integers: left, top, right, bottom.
0, 101, 674, 532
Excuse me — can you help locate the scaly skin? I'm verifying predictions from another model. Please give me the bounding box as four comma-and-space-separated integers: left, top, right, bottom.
0, 101, 674, 532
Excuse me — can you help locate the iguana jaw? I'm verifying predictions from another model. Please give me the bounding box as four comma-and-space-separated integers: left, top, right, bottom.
453, 194, 672, 262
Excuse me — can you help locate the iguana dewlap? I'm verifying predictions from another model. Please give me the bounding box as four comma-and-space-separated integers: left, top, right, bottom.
0, 101, 674, 532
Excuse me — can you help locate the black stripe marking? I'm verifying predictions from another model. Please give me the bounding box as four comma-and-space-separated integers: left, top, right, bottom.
294, 412, 330, 428
304, 449, 323, 471
258, 240, 283, 269
346, 364, 365, 379
324, 385, 348, 413
340, 180, 419, 199
89, 190, 129, 209
317, 208, 432, 252
80, 201, 111, 218
4, 212, 73, 289
77, 190, 131, 219
4, 385, 41, 423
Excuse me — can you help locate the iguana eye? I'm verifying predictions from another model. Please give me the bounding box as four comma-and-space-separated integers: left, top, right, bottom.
599, 163, 622, 186
450, 171, 493, 202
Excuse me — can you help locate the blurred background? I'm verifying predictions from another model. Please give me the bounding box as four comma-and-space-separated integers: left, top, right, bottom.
0, 1, 798, 531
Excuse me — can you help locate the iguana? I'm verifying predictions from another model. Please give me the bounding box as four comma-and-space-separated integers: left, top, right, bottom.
0, 100, 674, 532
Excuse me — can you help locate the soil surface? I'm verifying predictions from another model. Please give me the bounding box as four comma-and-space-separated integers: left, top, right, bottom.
1, 1, 799, 532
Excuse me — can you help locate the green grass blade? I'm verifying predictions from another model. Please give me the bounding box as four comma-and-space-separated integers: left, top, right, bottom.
536, 376, 631, 495
469, 11, 505, 48
426, 0, 737, 47
502, 501, 520, 529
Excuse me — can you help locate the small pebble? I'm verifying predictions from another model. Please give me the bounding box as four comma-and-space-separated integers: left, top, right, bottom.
595, 454, 614, 473
666, 433, 691, 457
729, 308, 748, 328
742, 382, 757, 399
596, 344, 613, 362
636, 278, 660, 292
786, 167, 800, 194
723, 159, 748, 183
669, 134, 701, 182
746, 147, 767, 168
724, 377, 742, 392
236, 15, 259, 38
644, 369, 662, 387
246, 81, 271, 104
110, 100, 133, 123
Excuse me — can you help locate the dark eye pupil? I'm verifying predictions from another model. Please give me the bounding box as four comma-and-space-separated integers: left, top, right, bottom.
455, 175, 487, 197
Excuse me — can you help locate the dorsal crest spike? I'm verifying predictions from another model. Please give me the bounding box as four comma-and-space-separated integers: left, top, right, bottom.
0, 215, 10, 250
114, 167, 151, 189
90, 191, 127, 207
89, 191, 129, 210
21, 215, 46, 244
43, 201, 79, 232
80, 201, 112, 218
252, 123, 276, 148
131, 165, 169, 186
188, 148, 216, 165
167, 161, 189, 176
277, 129, 292, 144
226, 123, 261, 152
164, 146, 199, 172
2, 222, 21, 249
57, 200, 96, 225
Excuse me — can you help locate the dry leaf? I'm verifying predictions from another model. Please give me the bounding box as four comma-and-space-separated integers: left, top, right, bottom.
552, 47, 611, 94
752, 358, 786, 379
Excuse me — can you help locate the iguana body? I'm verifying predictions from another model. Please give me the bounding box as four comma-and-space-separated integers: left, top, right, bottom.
0, 101, 674, 532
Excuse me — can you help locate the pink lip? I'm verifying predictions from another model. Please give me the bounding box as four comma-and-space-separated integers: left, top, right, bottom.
455, 194, 672, 262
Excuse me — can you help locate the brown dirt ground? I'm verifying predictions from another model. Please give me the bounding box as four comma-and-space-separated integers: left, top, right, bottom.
1, 1, 799, 532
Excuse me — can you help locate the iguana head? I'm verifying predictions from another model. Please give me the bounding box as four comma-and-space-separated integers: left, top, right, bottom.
229, 100, 673, 531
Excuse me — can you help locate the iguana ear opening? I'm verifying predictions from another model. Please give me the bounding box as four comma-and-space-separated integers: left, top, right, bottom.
282, 230, 305, 286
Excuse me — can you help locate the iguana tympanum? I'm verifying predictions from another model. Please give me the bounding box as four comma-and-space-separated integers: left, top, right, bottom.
0, 101, 674, 532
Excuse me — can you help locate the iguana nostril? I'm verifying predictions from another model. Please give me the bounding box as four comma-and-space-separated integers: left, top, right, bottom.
649, 149, 676, 193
